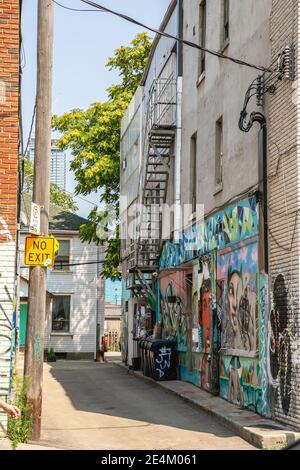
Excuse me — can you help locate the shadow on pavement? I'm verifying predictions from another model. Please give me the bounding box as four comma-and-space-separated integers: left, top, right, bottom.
47, 361, 250, 441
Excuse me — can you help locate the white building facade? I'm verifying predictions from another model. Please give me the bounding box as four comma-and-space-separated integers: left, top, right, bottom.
20, 203, 105, 360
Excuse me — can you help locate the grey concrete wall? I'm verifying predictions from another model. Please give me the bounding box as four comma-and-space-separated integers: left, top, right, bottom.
181, 0, 272, 215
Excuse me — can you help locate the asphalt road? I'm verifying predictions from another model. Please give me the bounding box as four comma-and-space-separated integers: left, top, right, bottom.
39, 361, 255, 450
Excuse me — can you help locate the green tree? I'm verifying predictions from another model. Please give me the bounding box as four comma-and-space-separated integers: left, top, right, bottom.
24, 159, 77, 212
52, 33, 152, 278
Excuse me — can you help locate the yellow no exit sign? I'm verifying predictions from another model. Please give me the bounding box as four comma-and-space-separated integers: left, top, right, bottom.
24, 236, 55, 267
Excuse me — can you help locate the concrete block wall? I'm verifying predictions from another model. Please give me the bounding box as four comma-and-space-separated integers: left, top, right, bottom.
0, 0, 19, 434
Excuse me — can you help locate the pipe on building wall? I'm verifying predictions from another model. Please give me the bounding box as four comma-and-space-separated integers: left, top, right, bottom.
174, 0, 183, 240
239, 110, 268, 274
258, 119, 268, 274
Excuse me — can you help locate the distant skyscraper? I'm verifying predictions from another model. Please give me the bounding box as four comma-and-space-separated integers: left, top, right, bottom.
28, 138, 67, 191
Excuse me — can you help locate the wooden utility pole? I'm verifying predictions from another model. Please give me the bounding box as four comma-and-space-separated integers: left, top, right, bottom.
24, 0, 54, 441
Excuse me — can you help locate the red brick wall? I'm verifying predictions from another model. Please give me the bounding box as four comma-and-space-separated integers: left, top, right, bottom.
0, 0, 19, 242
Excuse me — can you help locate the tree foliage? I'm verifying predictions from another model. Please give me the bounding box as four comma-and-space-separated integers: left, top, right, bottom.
24, 159, 77, 212
52, 33, 152, 278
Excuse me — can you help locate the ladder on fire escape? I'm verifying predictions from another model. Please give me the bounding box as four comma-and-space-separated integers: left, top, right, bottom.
138, 129, 174, 269
127, 75, 176, 299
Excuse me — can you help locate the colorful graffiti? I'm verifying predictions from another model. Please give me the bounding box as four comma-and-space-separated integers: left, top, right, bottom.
268, 274, 292, 416
219, 355, 262, 411
160, 195, 259, 269
197, 253, 220, 394
160, 272, 189, 349
259, 273, 272, 418
158, 195, 300, 420
217, 242, 258, 356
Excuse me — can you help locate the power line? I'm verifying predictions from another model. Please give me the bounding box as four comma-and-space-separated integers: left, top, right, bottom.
21, 102, 36, 192
20, 260, 105, 269
24, 103, 36, 158
52, 0, 103, 12
63, 188, 101, 207
80, 0, 272, 73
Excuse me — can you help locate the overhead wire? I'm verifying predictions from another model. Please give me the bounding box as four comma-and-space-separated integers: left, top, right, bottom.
52, 0, 103, 12
20, 102, 36, 192
76, 0, 272, 73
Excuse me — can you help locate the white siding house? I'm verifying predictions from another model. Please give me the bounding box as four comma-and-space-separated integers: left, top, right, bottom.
19, 196, 105, 359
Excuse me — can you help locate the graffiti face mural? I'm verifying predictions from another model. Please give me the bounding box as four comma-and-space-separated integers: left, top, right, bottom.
217, 243, 258, 356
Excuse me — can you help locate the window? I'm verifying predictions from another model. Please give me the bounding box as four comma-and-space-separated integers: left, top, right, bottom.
215, 117, 223, 189
52, 295, 71, 332
54, 239, 70, 271
222, 0, 230, 44
199, 0, 206, 75
190, 133, 197, 214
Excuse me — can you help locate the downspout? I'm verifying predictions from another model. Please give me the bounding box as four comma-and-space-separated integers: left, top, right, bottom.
174, 0, 183, 240
14, 0, 24, 370
258, 118, 268, 274
239, 111, 268, 273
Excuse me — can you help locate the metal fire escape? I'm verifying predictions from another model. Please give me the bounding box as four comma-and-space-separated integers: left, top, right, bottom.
127, 74, 177, 299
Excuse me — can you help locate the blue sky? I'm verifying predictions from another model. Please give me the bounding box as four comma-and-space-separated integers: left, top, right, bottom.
21, 0, 170, 216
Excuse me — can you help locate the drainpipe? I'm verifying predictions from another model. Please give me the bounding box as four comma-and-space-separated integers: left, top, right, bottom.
174, 0, 183, 240
258, 118, 268, 274
239, 111, 268, 274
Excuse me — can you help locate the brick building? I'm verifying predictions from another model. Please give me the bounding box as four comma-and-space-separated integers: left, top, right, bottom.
0, 0, 20, 433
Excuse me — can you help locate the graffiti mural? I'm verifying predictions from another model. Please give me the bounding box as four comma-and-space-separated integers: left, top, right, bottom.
268, 274, 292, 416
160, 195, 259, 270
259, 273, 272, 418
198, 253, 220, 394
160, 272, 189, 349
217, 242, 258, 356
219, 355, 262, 411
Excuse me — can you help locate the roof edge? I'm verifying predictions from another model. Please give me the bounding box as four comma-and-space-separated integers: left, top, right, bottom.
141, 0, 177, 86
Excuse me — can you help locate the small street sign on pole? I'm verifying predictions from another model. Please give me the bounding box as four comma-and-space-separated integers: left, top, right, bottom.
29, 202, 41, 235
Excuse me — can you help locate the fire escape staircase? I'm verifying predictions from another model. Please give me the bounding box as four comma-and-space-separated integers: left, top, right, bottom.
127, 75, 176, 302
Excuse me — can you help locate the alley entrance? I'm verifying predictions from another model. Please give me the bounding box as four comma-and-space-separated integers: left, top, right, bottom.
39, 361, 255, 450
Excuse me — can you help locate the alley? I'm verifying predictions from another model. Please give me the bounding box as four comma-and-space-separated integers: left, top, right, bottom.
39, 361, 255, 450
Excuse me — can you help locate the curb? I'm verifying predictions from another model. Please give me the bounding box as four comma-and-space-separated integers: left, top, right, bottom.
114, 362, 300, 450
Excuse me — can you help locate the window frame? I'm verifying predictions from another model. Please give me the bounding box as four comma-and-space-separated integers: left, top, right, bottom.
53, 238, 72, 272
198, 0, 207, 77
215, 116, 224, 192
190, 133, 197, 215
221, 0, 230, 48
51, 293, 72, 334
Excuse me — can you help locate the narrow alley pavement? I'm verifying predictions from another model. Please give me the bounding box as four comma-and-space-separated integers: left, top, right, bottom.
38, 360, 255, 450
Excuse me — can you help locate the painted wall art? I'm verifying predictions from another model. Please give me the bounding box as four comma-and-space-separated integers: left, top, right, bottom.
217, 242, 258, 357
